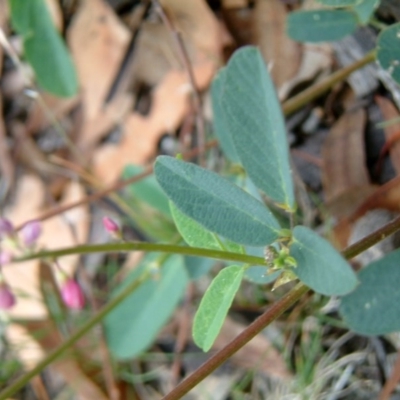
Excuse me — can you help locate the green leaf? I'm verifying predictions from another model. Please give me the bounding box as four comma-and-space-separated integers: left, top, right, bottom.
287, 10, 358, 43
10, 0, 78, 97
220, 47, 295, 210
317, 0, 361, 6
105, 255, 188, 359
353, 0, 379, 24
340, 249, 400, 335
123, 165, 171, 217
377, 23, 400, 85
289, 226, 358, 296
193, 265, 244, 351
154, 156, 280, 247
170, 202, 220, 249
185, 256, 215, 280
211, 69, 240, 163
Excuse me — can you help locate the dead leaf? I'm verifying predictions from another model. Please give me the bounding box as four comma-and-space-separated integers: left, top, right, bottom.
93, 63, 215, 184
68, 0, 130, 121
375, 95, 400, 174
45, 0, 63, 31
253, 0, 302, 93
322, 108, 372, 219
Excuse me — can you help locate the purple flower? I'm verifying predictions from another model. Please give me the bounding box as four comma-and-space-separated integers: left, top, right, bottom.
0, 283, 16, 309
61, 279, 85, 310
20, 220, 42, 246
0, 218, 14, 239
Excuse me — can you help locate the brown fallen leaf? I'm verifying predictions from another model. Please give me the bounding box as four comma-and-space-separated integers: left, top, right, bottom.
322, 108, 373, 219
375, 95, 400, 174
93, 61, 216, 184
67, 0, 131, 153
253, 0, 302, 93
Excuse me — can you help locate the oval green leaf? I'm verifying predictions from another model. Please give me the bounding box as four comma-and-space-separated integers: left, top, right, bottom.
340, 249, 400, 335
353, 0, 379, 24
211, 69, 240, 163
220, 47, 295, 210
377, 22, 400, 85
154, 156, 280, 246
317, 0, 361, 6
193, 265, 244, 352
10, 0, 78, 97
105, 255, 188, 359
287, 10, 358, 43
290, 226, 358, 296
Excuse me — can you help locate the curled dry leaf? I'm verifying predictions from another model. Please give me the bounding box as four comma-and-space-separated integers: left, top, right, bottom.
253, 0, 302, 94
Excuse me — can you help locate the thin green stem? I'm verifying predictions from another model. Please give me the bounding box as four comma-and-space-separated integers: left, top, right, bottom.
15, 242, 264, 266
282, 50, 376, 116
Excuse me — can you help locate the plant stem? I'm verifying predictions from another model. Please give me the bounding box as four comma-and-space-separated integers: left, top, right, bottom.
15, 242, 265, 266
343, 214, 400, 260
0, 271, 150, 400
163, 283, 309, 400
282, 50, 376, 116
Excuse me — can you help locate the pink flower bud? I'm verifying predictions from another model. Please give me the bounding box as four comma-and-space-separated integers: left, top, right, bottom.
61, 279, 85, 310
0, 218, 14, 239
20, 220, 42, 246
102, 217, 120, 234
0, 283, 16, 309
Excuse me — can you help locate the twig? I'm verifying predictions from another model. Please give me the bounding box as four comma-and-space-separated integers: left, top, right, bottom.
153, 0, 206, 164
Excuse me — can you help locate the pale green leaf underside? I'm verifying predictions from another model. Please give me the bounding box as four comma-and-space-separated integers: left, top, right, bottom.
377, 23, 400, 85
340, 249, 400, 335
170, 202, 220, 250
105, 255, 188, 359
193, 265, 244, 352
155, 156, 280, 246
211, 69, 240, 163
290, 226, 358, 296
287, 10, 358, 43
10, 0, 78, 97
220, 47, 295, 210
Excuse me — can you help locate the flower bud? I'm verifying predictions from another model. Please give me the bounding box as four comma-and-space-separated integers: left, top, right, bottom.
102, 216, 119, 233
0, 283, 16, 309
20, 220, 42, 246
61, 279, 85, 310
0, 218, 14, 239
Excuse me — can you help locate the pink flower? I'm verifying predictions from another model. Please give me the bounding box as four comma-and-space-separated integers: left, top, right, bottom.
61, 279, 85, 310
20, 220, 42, 246
0, 218, 14, 239
0, 283, 16, 309
102, 216, 120, 234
